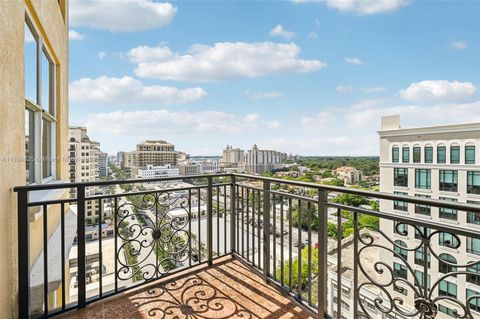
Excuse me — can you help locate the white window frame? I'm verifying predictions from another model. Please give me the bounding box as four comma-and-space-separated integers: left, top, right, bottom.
25, 15, 57, 185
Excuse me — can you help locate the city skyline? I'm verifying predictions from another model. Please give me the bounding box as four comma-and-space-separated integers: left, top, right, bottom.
67, 0, 480, 156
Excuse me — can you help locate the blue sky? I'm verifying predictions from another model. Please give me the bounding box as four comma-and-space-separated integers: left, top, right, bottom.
67, 0, 480, 155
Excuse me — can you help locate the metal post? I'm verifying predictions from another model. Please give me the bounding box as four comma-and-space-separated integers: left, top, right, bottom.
207, 177, 213, 265
230, 176, 236, 253
77, 186, 86, 308
17, 189, 30, 319
317, 189, 328, 319
262, 180, 271, 280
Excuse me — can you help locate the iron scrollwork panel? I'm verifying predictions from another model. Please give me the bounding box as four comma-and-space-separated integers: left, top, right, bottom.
116, 191, 191, 283
356, 223, 480, 319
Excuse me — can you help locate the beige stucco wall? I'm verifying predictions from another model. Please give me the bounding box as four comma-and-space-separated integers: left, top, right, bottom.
0, 0, 68, 317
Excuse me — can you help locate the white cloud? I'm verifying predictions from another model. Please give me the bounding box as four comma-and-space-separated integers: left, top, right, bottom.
69, 30, 85, 41
450, 40, 467, 50
269, 24, 295, 40
75, 98, 480, 155
98, 51, 107, 60
344, 57, 365, 65
80, 110, 281, 137
336, 85, 353, 94
128, 42, 326, 82
244, 90, 284, 100
70, 0, 177, 32
360, 86, 386, 93
400, 80, 477, 102
290, 99, 480, 154
69, 76, 206, 105
307, 31, 318, 39
292, 0, 410, 15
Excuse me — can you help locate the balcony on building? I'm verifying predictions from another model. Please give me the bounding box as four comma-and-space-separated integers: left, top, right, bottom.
14, 173, 480, 319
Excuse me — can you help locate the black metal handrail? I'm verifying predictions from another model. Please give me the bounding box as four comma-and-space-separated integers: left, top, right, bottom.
15, 173, 480, 319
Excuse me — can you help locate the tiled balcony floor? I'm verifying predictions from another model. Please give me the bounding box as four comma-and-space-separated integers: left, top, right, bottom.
61, 256, 313, 319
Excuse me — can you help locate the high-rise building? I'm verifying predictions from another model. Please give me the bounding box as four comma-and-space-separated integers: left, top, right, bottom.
99, 152, 108, 177
0, 1, 69, 316
222, 145, 244, 164
136, 140, 177, 167
379, 115, 480, 318
69, 127, 102, 224
245, 144, 287, 174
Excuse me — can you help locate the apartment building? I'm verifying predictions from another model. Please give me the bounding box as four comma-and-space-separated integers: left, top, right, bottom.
137, 165, 180, 178
98, 152, 108, 177
333, 166, 362, 185
136, 140, 177, 167
69, 127, 102, 225
0, 1, 69, 317
379, 115, 480, 318
178, 160, 203, 176
221, 145, 244, 164
245, 144, 287, 174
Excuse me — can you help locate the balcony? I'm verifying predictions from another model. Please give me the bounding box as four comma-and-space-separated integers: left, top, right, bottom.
14, 174, 480, 319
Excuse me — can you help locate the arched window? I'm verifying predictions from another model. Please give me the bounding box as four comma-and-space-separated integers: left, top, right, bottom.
392, 145, 399, 163
394, 240, 408, 259
424, 144, 433, 163
450, 143, 460, 164
413, 144, 421, 163
466, 143, 476, 164
439, 253, 457, 276
402, 145, 410, 163
437, 144, 446, 164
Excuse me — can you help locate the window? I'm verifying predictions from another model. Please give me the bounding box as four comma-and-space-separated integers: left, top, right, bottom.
466, 145, 476, 164
439, 253, 457, 276
439, 197, 458, 221
393, 262, 407, 279
450, 145, 460, 164
438, 146, 446, 164
467, 263, 480, 286
425, 146, 433, 163
394, 191, 408, 212
439, 280, 457, 298
24, 18, 56, 184
467, 289, 480, 312
394, 240, 408, 259
392, 146, 399, 163
415, 194, 431, 216
439, 232, 459, 248
415, 226, 431, 239
467, 201, 480, 225
413, 146, 421, 163
467, 238, 480, 255
439, 304, 457, 317
439, 170, 458, 192
394, 168, 408, 187
415, 249, 431, 268
394, 221, 408, 235
402, 146, 410, 163
415, 169, 431, 189
415, 270, 431, 289
467, 172, 480, 195
25, 109, 35, 184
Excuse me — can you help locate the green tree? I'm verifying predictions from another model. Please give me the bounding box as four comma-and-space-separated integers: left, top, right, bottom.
276, 247, 319, 289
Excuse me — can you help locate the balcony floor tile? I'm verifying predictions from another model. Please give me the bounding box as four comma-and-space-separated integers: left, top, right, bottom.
60, 256, 313, 319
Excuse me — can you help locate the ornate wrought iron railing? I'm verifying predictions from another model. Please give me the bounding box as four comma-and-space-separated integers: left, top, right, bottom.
14, 173, 480, 319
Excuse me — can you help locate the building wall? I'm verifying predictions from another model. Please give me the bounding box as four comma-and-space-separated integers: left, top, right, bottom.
0, 0, 69, 317
379, 116, 480, 318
